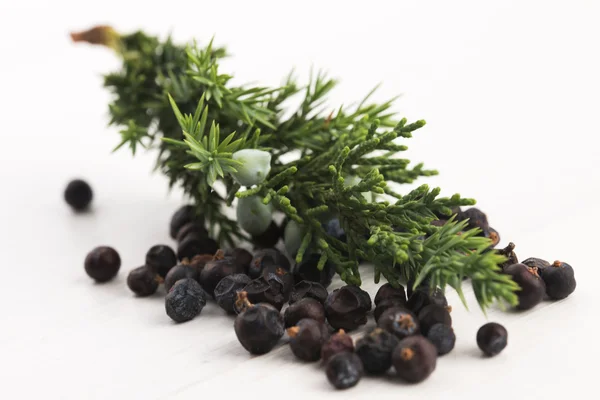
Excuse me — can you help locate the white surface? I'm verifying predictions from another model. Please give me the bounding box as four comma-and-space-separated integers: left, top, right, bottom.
1, 1, 599, 399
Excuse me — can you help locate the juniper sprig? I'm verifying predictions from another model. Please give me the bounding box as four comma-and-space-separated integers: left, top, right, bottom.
71, 26, 518, 311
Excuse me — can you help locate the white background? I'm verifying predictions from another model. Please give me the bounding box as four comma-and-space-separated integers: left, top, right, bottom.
0, 1, 598, 399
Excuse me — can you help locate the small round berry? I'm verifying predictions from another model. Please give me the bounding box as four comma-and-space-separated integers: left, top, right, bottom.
460, 207, 489, 232
249, 248, 290, 279
221, 248, 253, 271
326, 352, 364, 390
407, 286, 447, 315
374, 283, 407, 306
251, 221, 281, 249
214, 274, 251, 314
287, 318, 330, 362
418, 304, 452, 335
165, 278, 207, 323
504, 263, 545, 310
234, 292, 284, 355
64, 179, 93, 211
242, 276, 287, 311
127, 266, 159, 297
476, 322, 508, 356
84, 246, 121, 282
200, 258, 246, 298
522, 257, 550, 272
176, 234, 218, 261
284, 297, 325, 328
355, 327, 399, 375
289, 281, 328, 305
230, 149, 272, 187
426, 323, 456, 356
540, 260, 576, 300
321, 330, 354, 363
324, 285, 372, 331
145, 244, 177, 278
175, 222, 208, 242
164, 257, 208, 292
392, 336, 437, 383
170, 205, 203, 239
374, 297, 408, 322
236, 195, 273, 236
377, 307, 420, 340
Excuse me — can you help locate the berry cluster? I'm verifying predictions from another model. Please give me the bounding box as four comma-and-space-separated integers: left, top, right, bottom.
71, 181, 577, 390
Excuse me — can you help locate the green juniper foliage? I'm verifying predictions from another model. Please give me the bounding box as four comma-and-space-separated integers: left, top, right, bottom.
74, 26, 518, 311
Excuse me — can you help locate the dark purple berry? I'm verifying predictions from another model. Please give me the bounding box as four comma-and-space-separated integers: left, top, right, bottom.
540, 260, 576, 300
497, 242, 518, 271
165, 278, 207, 323
392, 336, 437, 383
406, 277, 431, 298
374, 297, 408, 322
249, 248, 290, 279
418, 304, 452, 335
262, 265, 294, 297
145, 244, 177, 278
289, 280, 328, 305
374, 283, 406, 306
164, 257, 208, 292
175, 222, 208, 242
505, 263, 545, 310
84, 246, 121, 282
426, 323, 456, 355
486, 227, 501, 248
355, 327, 399, 375
242, 276, 287, 311
477, 322, 508, 356
460, 207, 489, 232
407, 286, 448, 315
214, 274, 251, 314
292, 253, 336, 288
234, 292, 284, 355
324, 285, 372, 331
287, 318, 330, 362
170, 205, 203, 239
326, 352, 363, 390
284, 298, 325, 328
222, 248, 253, 271
127, 266, 159, 297
200, 258, 246, 298
251, 221, 281, 249
522, 257, 551, 273
377, 307, 420, 340
64, 179, 93, 211
176, 234, 218, 261
321, 330, 354, 363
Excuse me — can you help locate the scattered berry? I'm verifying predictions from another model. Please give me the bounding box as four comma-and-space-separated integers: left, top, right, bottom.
84, 246, 121, 282
214, 273, 251, 314
418, 304, 452, 335
326, 352, 364, 390
287, 318, 330, 362
460, 207, 489, 232
355, 327, 399, 375
289, 280, 328, 305
497, 242, 518, 271
477, 322, 508, 356
145, 244, 177, 278
165, 278, 207, 323
426, 323, 456, 355
170, 205, 203, 239
540, 260, 576, 300
284, 297, 326, 328
176, 234, 218, 261
505, 263, 545, 310
392, 336, 437, 383
242, 276, 287, 311
522, 257, 550, 272
234, 292, 284, 355
251, 221, 281, 249
292, 253, 336, 288
200, 258, 246, 298
249, 248, 290, 279
377, 307, 420, 340
321, 330, 354, 363
324, 285, 372, 331
164, 256, 209, 292
175, 221, 208, 242
64, 179, 93, 211
262, 265, 294, 297
374, 297, 408, 322
407, 286, 448, 315
127, 266, 159, 297
374, 283, 406, 306
221, 248, 253, 271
